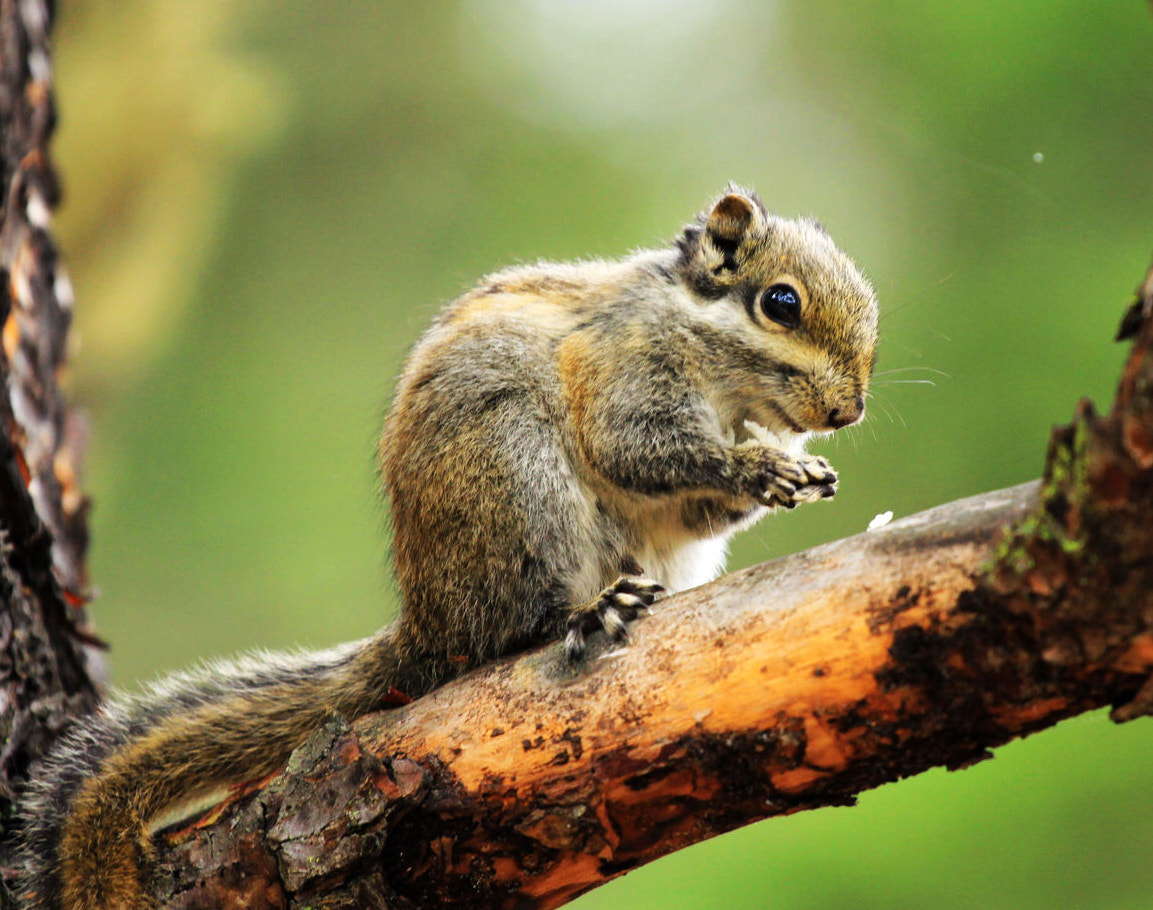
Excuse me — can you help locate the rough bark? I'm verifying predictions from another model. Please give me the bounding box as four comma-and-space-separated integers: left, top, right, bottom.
0, 0, 98, 903
146, 265, 1153, 909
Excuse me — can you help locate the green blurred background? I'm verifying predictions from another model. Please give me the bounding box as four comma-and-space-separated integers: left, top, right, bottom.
51, 1, 1153, 907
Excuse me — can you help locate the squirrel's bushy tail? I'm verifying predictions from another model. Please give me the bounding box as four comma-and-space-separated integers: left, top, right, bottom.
16, 638, 379, 910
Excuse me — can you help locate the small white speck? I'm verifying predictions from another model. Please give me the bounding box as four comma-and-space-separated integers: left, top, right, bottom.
27, 48, 51, 84
54, 271, 75, 309
1032, 152, 1044, 164
12, 263, 32, 307
867, 510, 894, 531
26, 191, 50, 229
20, 0, 48, 38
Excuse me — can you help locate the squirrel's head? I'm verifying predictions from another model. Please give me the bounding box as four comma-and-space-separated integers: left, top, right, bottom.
675, 186, 878, 436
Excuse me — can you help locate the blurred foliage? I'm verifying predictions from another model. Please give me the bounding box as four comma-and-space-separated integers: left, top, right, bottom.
55, 0, 286, 391
51, 1, 1153, 908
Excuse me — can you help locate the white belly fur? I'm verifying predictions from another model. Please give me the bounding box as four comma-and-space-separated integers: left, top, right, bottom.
640, 534, 732, 593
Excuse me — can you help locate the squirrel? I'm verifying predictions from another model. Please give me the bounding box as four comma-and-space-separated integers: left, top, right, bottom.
15, 186, 878, 909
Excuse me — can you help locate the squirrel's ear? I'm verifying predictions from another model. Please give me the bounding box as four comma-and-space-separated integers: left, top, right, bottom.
705, 193, 757, 246
677, 188, 766, 292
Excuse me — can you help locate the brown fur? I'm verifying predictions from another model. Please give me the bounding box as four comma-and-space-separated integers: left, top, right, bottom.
18, 187, 877, 909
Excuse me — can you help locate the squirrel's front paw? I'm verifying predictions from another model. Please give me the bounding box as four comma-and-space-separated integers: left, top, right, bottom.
789, 454, 838, 505
738, 446, 837, 509
565, 575, 665, 662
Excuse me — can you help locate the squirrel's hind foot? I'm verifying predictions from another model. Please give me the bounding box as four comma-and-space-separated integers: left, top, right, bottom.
564, 576, 665, 662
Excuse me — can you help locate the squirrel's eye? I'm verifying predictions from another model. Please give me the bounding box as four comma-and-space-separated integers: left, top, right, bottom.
760, 284, 801, 329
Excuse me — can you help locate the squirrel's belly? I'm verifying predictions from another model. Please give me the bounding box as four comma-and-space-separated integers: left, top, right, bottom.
639, 535, 730, 594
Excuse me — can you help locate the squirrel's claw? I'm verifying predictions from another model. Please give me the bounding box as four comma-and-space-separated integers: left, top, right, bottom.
798, 454, 836, 486
759, 453, 838, 508
565, 575, 665, 662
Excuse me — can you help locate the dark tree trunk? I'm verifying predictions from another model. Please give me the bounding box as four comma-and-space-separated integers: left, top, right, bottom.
0, 1, 98, 902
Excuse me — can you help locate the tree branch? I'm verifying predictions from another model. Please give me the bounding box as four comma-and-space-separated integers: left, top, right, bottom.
150, 266, 1153, 908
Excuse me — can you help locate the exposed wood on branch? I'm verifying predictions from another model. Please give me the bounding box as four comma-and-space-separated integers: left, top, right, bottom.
150, 267, 1153, 909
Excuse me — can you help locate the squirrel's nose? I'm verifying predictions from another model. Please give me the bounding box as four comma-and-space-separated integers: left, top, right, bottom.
826, 394, 865, 430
